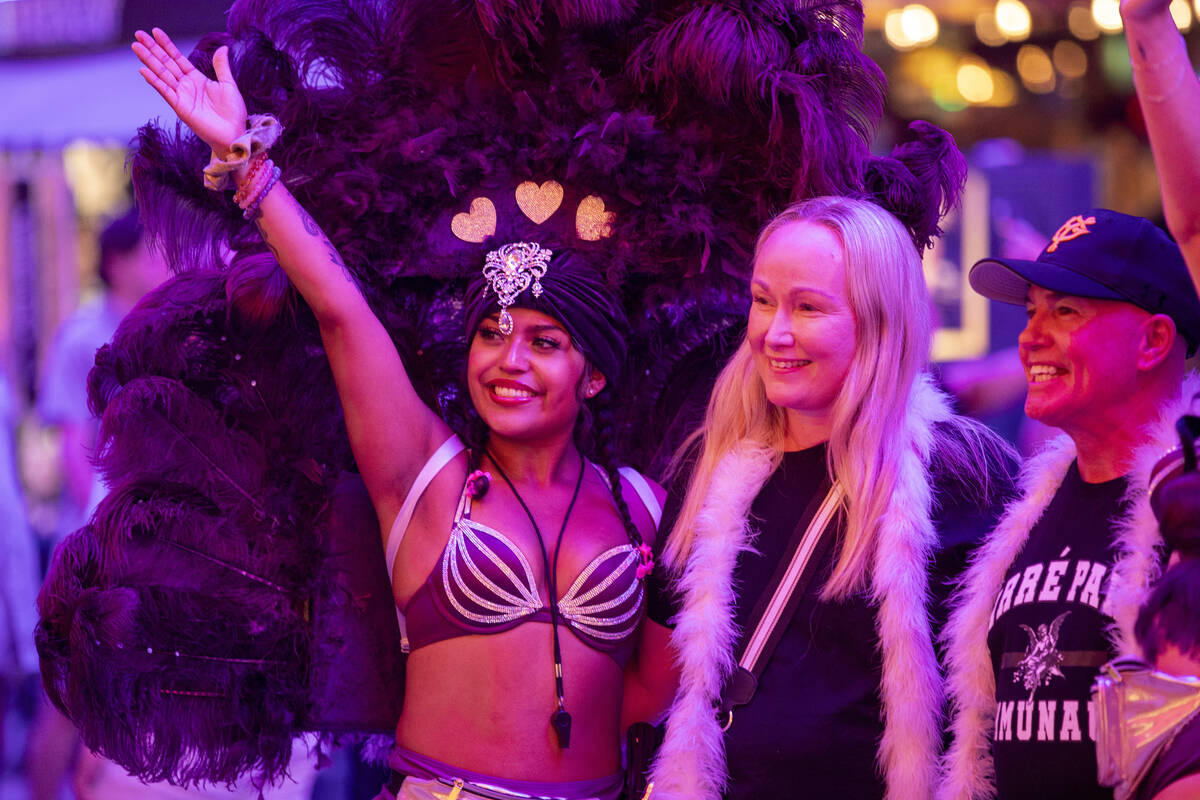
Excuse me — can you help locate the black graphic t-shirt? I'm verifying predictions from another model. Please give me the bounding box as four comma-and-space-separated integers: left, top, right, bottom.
988, 462, 1128, 800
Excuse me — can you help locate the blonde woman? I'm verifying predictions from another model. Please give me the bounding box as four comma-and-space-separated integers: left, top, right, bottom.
646, 196, 1013, 800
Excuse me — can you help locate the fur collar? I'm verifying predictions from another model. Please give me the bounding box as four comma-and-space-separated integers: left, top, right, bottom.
650, 377, 954, 800
937, 372, 1199, 800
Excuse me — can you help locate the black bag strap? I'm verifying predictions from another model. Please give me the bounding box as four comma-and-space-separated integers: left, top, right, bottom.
718, 481, 844, 720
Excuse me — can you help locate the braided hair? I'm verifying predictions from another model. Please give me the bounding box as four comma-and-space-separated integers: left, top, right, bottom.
581, 384, 644, 549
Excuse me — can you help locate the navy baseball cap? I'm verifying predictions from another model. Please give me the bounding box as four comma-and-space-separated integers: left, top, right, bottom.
970, 209, 1200, 356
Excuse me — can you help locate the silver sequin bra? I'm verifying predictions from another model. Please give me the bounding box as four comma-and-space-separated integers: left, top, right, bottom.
402, 477, 646, 663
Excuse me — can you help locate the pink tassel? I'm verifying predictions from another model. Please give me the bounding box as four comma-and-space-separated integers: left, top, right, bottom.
636, 542, 654, 579
467, 470, 492, 497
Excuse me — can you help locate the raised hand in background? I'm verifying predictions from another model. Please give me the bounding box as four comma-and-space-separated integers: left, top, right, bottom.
1120, 0, 1200, 288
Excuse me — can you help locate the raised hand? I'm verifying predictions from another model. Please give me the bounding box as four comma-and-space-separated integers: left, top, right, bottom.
133, 28, 247, 154
1119, 0, 1173, 24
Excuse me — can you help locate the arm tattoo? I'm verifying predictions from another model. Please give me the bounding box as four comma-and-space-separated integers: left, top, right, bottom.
256, 192, 364, 296
299, 207, 322, 237
290, 196, 360, 290
259, 226, 283, 262
325, 240, 346, 268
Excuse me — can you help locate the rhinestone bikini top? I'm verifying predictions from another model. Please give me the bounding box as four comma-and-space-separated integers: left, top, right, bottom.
392, 438, 659, 667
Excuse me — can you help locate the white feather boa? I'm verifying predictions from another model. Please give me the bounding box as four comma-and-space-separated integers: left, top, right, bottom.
650, 377, 955, 800
936, 373, 1199, 800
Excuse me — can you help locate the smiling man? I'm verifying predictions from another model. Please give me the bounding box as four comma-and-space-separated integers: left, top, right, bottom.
938, 209, 1200, 800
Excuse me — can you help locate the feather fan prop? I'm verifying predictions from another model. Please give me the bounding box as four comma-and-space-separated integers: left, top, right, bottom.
40, 0, 966, 785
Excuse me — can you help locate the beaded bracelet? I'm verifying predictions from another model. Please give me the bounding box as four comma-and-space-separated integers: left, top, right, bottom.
242, 166, 282, 220
236, 157, 273, 209
232, 152, 269, 206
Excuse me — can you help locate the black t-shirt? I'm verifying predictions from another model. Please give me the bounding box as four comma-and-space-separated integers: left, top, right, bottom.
649, 443, 1006, 799
721, 445, 886, 798
988, 461, 1129, 800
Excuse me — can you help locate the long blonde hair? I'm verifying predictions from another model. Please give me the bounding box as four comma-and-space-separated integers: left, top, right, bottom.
665, 196, 936, 599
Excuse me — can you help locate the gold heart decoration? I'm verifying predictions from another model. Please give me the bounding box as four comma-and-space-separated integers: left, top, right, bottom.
515, 180, 564, 225
576, 195, 616, 241
451, 197, 497, 243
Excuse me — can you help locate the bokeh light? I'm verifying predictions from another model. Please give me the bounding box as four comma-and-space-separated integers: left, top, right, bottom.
1170, 0, 1194, 29
885, 4, 940, 49
62, 141, 129, 217
1017, 44, 1055, 93
1052, 40, 1088, 79
1068, 2, 1102, 38
1100, 33, 1134, 87
995, 0, 1033, 40
885, 8, 915, 49
975, 10, 1008, 45
957, 60, 996, 103
1091, 0, 1123, 33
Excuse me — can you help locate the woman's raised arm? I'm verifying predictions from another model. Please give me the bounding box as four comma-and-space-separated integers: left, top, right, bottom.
133, 28, 451, 524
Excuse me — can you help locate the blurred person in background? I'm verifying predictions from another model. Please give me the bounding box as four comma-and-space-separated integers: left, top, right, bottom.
28, 208, 320, 799
27, 208, 170, 800
38, 208, 172, 545
1121, 0, 1200, 285
0, 366, 40, 789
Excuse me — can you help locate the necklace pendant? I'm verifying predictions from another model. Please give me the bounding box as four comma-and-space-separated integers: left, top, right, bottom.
551, 708, 572, 748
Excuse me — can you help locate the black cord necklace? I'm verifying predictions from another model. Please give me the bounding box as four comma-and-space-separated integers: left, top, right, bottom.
486, 449, 585, 749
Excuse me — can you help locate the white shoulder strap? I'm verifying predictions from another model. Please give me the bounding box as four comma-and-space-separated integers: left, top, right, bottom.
383, 435, 464, 652
384, 434, 465, 580
618, 466, 662, 531
739, 482, 844, 672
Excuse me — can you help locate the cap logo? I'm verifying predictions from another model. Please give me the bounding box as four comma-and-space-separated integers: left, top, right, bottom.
1046, 214, 1097, 253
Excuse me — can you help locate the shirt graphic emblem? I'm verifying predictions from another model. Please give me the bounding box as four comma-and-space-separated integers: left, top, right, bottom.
1046, 215, 1096, 252
1014, 611, 1070, 700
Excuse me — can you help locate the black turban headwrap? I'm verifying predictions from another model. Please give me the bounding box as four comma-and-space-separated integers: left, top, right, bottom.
463, 251, 629, 390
